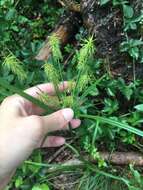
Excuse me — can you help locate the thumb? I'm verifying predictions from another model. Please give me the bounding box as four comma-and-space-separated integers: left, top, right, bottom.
41, 108, 74, 133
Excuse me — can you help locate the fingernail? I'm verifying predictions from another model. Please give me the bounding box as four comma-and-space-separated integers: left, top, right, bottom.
62, 108, 74, 122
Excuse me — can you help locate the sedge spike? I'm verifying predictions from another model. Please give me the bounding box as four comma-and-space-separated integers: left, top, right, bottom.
3, 52, 27, 81
44, 62, 61, 99
77, 36, 95, 71
38, 92, 60, 110
77, 73, 91, 92
44, 62, 59, 85
49, 34, 63, 63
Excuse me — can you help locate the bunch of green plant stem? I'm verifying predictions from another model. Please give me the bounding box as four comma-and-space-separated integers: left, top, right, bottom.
44, 34, 64, 104
71, 37, 95, 114
43, 35, 96, 115
1, 1, 143, 188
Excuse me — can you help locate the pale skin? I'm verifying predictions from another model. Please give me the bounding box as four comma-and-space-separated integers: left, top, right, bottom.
0, 82, 81, 189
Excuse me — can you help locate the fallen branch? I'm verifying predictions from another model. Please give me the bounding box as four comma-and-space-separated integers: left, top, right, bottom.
58, 0, 80, 12
65, 152, 143, 166
35, 13, 80, 61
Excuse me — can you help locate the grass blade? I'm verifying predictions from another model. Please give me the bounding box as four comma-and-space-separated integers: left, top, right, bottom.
79, 114, 143, 137
0, 77, 52, 113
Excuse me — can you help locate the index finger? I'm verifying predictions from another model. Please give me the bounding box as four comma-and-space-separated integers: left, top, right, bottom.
24, 81, 68, 97
23, 81, 69, 115
0, 82, 69, 117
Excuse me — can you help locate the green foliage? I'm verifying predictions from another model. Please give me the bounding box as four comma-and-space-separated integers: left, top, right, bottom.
125, 165, 143, 190
1, 0, 143, 190
32, 184, 50, 190
0, 0, 63, 90
44, 63, 60, 89
48, 34, 63, 63
103, 98, 119, 114
123, 10, 143, 31
77, 37, 95, 71
120, 39, 143, 60
100, 0, 110, 5
134, 104, 143, 112
100, 0, 128, 6
3, 51, 27, 81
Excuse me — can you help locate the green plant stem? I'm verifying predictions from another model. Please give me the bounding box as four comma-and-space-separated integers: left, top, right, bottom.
65, 142, 80, 156
81, 75, 106, 99
25, 160, 130, 188
92, 121, 99, 146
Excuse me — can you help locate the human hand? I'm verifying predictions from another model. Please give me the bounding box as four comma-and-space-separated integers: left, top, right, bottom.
0, 82, 81, 189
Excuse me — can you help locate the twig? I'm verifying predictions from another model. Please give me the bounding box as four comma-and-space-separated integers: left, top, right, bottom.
47, 139, 75, 163
65, 152, 143, 166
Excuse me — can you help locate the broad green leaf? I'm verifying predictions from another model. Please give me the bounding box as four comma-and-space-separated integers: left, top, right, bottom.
129, 47, 139, 59
123, 5, 134, 18
15, 176, 23, 188
40, 184, 50, 190
5, 8, 16, 20
134, 104, 143, 112
32, 187, 41, 190
131, 39, 143, 47
32, 184, 50, 190
100, 0, 110, 5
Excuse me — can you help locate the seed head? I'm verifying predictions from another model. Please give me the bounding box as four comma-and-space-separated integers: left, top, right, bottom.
3, 52, 27, 81
49, 34, 63, 63
77, 37, 95, 71
44, 63, 60, 86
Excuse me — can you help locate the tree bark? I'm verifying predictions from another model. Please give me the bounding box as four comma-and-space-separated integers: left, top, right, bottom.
65, 152, 143, 166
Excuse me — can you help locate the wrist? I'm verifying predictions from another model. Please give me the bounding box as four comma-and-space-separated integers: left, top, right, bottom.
0, 170, 15, 190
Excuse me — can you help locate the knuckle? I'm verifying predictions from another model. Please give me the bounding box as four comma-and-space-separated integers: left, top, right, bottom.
2, 96, 12, 105
1, 95, 22, 107
48, 137, 56, 146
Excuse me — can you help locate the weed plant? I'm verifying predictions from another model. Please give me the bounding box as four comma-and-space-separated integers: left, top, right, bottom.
0, 0, 143, 190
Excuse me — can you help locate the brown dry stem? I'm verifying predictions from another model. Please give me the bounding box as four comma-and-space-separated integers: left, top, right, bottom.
65, 152, 143, 166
